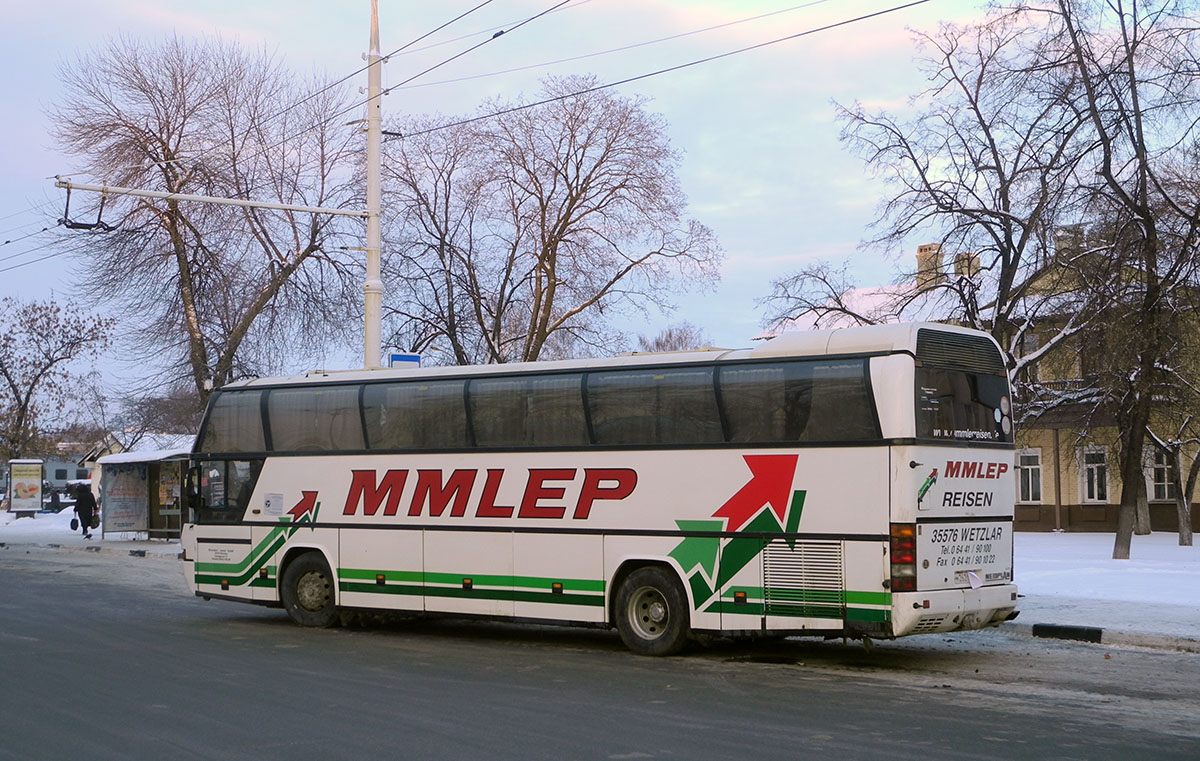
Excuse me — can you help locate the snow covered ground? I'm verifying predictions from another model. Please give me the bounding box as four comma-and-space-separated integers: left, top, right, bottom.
0, 506, 166, 548
1012, 530, 1199, 642
1015, 530, 1200, 606
3, 508, 1198, 642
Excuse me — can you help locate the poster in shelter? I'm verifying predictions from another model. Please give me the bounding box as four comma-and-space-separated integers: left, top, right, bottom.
8, 461, 43, 513
103, 463, 148, 532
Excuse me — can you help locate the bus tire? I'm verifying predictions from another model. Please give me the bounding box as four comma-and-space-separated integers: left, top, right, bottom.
615, 566, 690, 656
281, 552, 338, 628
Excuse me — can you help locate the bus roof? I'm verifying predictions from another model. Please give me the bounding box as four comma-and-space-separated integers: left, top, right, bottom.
219, 322, 992, 390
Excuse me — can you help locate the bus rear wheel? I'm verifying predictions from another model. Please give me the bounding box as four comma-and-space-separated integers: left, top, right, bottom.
615, 566, 690, 656
281, 552, 338, 628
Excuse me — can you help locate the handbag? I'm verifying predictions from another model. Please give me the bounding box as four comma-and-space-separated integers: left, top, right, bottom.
90, 515, 100, 530
70, 518, 79, 531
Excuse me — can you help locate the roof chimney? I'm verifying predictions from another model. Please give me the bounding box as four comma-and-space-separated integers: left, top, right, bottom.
953, 251, 980, 279
916, 243, 945, 291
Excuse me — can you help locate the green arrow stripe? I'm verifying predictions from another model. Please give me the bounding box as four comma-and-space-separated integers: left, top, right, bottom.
340, 568, 605, 593
193, 524, 292, 575
846, 590, 891, 606
192, 514, 315, 588
195, 533, 287, 586
340, 582, 603, 607
721, 587, 892, 606
846, 607, 890, 622
703, 600, 892, 622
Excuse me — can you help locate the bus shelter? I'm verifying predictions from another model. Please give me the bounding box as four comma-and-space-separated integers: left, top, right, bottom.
96, 448, 190, 539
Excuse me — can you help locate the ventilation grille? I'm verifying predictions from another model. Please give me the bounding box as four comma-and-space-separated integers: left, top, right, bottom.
763, 539, 844, 618
916, 329, 1005, 374
911, 614, 950, 634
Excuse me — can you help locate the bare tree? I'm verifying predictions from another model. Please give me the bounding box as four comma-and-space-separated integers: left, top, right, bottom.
381, 118, 493, 365
51, 36, 362, 398
637, 322, 715, 353
0, 298, 113, 460
1040, 0, 1200, 557
1146, 417, 1198, 547
769, 12, 1103, 384
74, 374, 207, 452
383, 76, 721, 364
761, 261, 901, 330
764, 2, 1200, 555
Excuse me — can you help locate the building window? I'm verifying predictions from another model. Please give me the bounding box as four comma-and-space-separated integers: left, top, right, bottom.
1149, 450, 1177, 502
1017, 450, 1042, 504
1080, 447, 1108, 503
54, 468, 68, 480
75, 469, 89, 480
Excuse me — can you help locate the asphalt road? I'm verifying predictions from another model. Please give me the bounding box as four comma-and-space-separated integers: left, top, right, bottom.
0, 546, 1197, 761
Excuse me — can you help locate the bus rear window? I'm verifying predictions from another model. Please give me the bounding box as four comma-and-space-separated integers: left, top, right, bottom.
916, 368, 1012, 443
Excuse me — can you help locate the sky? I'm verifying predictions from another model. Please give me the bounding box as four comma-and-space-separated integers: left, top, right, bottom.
0, 0, 992, 385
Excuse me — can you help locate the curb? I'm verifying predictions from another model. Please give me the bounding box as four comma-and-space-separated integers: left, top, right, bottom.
1031, 623, 1102, 643
1, 539, 181, 561
1008, 621, 1200, 654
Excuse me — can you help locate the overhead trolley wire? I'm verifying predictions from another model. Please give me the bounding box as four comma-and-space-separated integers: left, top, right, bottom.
339, 0, 573, 121
187, 0, 574, 198
391, 0, 837, 92
1, 226, 53, 248
0, 237, 96, 274
387, 0, 933, 140
383, 0, 594, 60
52, 0, 506, 189
0, 202, 54, 224
218, 0, 503, 165
0, 227, 74, 264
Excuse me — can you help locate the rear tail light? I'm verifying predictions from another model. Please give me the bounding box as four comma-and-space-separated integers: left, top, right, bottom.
890, 523, 917, 592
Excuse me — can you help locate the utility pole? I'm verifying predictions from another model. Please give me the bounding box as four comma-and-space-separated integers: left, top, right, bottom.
53, 3, 388, 372
363, 0, 384, 369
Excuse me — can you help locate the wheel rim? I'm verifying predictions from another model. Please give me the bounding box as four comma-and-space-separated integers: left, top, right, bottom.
627, 585, 670, 641
295, 570, 331, 612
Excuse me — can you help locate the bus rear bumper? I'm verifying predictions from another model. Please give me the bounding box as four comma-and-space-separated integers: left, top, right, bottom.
891, 584, 1019, 636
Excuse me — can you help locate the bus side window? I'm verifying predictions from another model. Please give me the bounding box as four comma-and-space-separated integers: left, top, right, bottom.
804, 360, 878, 441
363, 380, 469, 450
470, 374, 588, 448
720, 363, 812, 442
199, 391, 265, 453
229, 460, 264, 511
588, 367, 722, 445
267, 387, 363, 452
195, 459, 262, 524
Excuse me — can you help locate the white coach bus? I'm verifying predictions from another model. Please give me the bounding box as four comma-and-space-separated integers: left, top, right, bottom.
181, 322, 1019, 655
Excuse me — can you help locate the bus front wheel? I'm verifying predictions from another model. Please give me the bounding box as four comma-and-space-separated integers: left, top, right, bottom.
281, 552, 338, 628
615, 566, 690, 656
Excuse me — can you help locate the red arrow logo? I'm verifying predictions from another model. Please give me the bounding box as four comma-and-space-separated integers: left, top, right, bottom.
287, 491, 319, 522
712, 455, 798, 532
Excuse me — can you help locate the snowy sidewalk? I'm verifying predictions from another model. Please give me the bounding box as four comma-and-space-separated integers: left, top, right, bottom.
1, 508, 182, 557
1012, 531, 1200, 651
3, 509, 1198, 651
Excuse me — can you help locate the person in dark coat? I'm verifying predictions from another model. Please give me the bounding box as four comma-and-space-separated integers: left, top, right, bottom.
74, 485, 97, 539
